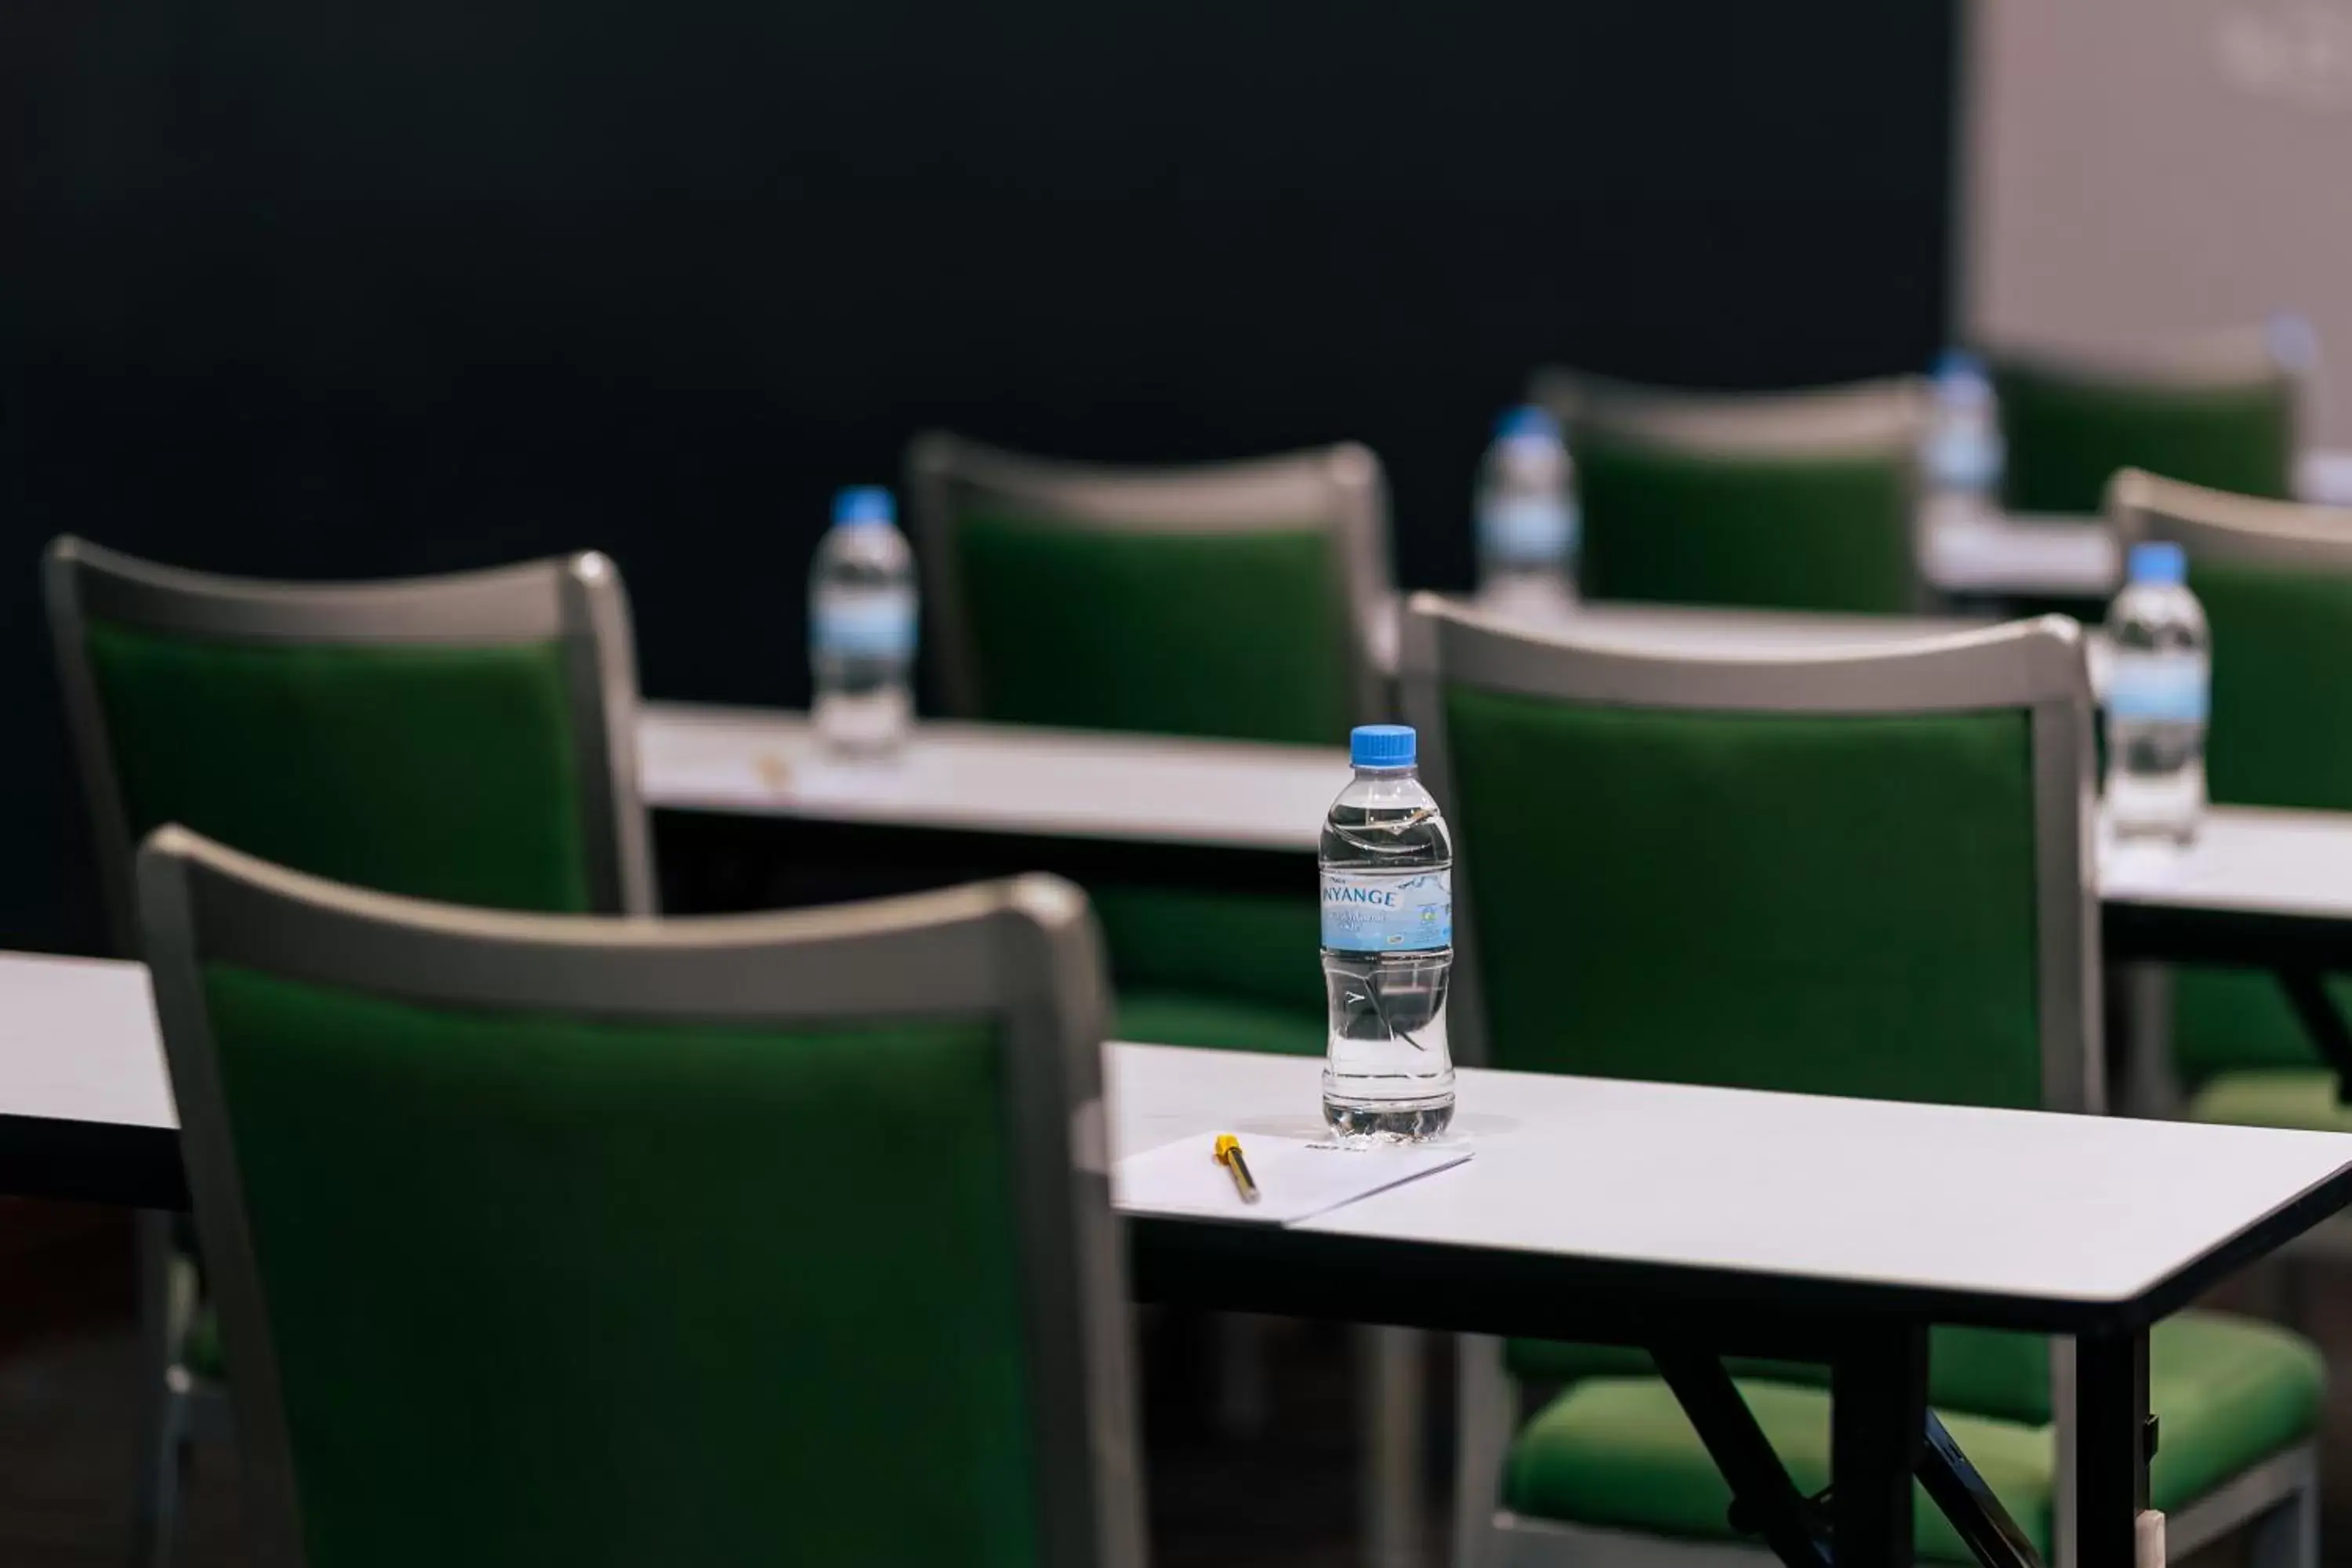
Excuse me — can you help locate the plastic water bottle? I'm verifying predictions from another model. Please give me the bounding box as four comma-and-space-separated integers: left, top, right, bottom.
1474, 405, 1578, 618
2105, 542, 2209, 843
810, 486, 917, 755
1321, 724, 1455, 1141
1922, 350, 2003, 529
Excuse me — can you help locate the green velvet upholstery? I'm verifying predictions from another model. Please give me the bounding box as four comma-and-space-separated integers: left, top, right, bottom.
1091, 884, 1322, 1019
954, 512, 1354, 744
2169, 559, 2352, 1081
2187, 1069, 2352, 1133
1994, 365, 2295, 515
84, 619, 594, 913
198, 963, 1041, 1568
1438, 677, 2078, 1491
1504, 1324, 2054, 1428
1573, 427, 1918, 613
949, 510, 1354, 1050
1502, 1312, 2321, 1562
1443, 687, 2043, 1107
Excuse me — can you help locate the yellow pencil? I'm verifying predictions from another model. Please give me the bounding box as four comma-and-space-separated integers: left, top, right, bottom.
1214, 1134, 1261, 1204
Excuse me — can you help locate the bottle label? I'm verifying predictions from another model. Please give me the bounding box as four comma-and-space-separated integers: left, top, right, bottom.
1478, 497, 1577, 564
1321, 867, 1453, 953
813, 589, 917, 659
2107, 653, 2209, 723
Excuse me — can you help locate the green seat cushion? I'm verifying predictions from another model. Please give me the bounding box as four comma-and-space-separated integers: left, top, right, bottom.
955, 513, 1354, 745
1116, 990, 1327, 1058
85, 619, 595, 913
1502, 1311, 2321, 1563
1506, 1325, 2052, 1427
2186, 1069, 2352, 1132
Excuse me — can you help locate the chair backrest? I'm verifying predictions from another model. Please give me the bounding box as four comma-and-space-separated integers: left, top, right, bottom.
907, 433, 1393, 744
46, 539, 654, 949
1399, 593, 2097, 1111
1404, 597, 2099, 1428
137, 829, 1142, 1568
2108, 470, 2352, 1078
1529, 372, 1929, 615
1991, 328, 2302, 514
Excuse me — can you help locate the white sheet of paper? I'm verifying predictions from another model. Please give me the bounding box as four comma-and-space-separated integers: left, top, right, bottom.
1112, 1134, 1474, 1225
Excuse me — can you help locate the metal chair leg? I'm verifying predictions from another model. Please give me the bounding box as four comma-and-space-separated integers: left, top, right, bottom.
128, 1212, 186, 1568
1212, 1312, 1272, 1439
1360, 1324, 1427, 1568
2244, 1465, 2319, 1568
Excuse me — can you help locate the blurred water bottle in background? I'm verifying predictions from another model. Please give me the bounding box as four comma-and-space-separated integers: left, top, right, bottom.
811, 486, 917, 755
1474, 405, 1577, 618
1321, 724, 1455, 1141
2105, 542, 2209, 844
1923, 350, 2004, 530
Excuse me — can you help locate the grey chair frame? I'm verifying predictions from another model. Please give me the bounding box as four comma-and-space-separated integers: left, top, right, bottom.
1523, 373, 1936, 614
2107, 466, 2352, 1236
906, 432, 1396, 726
136, 827, 1145, 1568
44, 538, 654, 1568
1529, 371, 1934, 461
1399, 595, 2318, 1568
45, 536, 657, 949
2108, 469, 2352, 568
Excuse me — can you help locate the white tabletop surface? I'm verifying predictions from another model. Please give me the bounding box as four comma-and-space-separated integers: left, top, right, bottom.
4, 956, 2344, 1309
2100, 805, 2352, 922
1109, 1043, 2352, 1306
642, 604, 1991, 855
0, 953, 172, 1131
1923, 510, 2120, 599
647, 695, 2352, 924
641, 702, 1348, 852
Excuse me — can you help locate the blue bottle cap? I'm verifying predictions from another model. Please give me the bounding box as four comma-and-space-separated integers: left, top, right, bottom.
2129, 541, 2187, 586
1350, 724, 1417, 769
833, 486, 895, 527
1493, 405, 1559, 443
1933, 348, 1987, 383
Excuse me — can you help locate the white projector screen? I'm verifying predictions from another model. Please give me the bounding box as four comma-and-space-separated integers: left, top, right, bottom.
1965, 0, 2352, 444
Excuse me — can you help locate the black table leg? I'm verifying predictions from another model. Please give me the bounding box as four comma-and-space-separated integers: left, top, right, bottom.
1833, 1325, 1929, 1568
2075, 1328, 2151, 1568
1653, 1348, 1831, 1568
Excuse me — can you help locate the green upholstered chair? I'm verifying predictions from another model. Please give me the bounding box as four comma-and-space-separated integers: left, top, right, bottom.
1396, 594, 2322, 1568
44, 538, 653, 1567
1992, 330, 2303, 516
1529, 370, 1930, 615
908, 432, 1392, 1059
46, 538, 655, 940
2107, 470, 2352, 1134
136, 828, 1142, 1568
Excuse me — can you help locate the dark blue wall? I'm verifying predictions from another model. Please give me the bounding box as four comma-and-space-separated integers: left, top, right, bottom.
0, 0, 1956, 949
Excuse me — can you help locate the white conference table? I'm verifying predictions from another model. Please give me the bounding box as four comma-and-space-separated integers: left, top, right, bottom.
641, 601, 2002, 855
643, 651, 2352, 1080
4, 953, 2350, 1568
641, 697, 2352, 938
